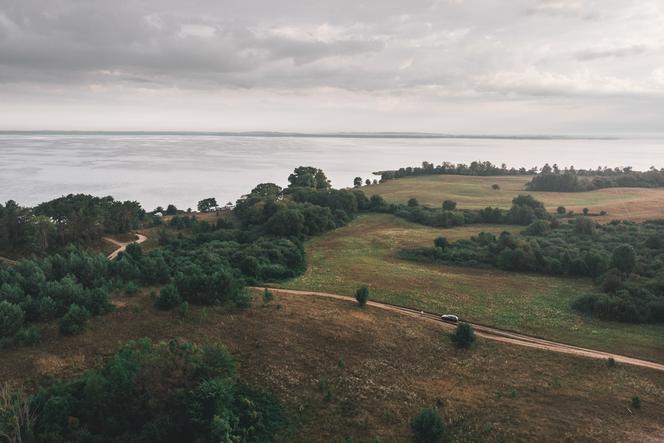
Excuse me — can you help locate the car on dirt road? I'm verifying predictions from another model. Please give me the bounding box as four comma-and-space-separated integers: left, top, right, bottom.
440, 314, 459, 323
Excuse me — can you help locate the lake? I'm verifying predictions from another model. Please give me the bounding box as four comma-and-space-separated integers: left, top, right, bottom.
1, 133, 663, 210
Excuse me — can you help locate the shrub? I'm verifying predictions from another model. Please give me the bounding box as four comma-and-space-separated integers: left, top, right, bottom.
410, 407, 445, 443
58, 304, 91, 336
442, 200, 457, 211
154, 285, 182, 310
557, 206, 566, 215
0, 301, 24, 338
355, 286, 369, 307
611, 244, 636, 275
583, 207, 589, 215
606, 357, 616, 368
124, 281, 140, 295
491, 184, 500, 190
408, 198, 419, 207
263, 288, 274, 305
15, 325, 42, 346
631, 396, 641, 409
451, 322, 475, 348
433, 236, 449, 249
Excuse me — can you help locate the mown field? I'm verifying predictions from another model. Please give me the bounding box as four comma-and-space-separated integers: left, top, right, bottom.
363, 175, 664, 221
279, 214, 664, 363
2, 289, 663, 442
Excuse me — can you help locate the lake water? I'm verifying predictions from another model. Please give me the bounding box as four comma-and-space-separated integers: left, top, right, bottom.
1, 133, 663, 210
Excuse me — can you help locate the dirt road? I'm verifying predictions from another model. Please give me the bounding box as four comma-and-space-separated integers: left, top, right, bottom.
104, 233, 148, 260
258, 287, 664, 372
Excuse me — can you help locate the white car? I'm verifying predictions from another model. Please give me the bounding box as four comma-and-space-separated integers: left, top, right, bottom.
440, 314, 459, 323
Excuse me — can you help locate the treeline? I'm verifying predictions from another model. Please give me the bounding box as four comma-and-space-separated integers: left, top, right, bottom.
526, 168, 664, 192
0, 194, 144, 256
378, 160, 538, 181
0, 338, 287, 442
369, 194, 550, 228
403, 217, 664, 323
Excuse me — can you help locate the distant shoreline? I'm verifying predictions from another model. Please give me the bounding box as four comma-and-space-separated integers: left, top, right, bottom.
1, 130, 658, 140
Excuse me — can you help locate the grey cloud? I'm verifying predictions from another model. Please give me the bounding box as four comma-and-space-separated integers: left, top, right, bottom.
575, 45, 647, 61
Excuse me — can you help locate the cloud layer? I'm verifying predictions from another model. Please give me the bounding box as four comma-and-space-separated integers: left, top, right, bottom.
1, 0, 663, 133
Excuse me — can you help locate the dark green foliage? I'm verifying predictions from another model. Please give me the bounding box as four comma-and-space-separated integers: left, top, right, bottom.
262, 288, 273, 305
15, 325, 41, 345
410, 408, 445, 443
165, 204, 178, 215
433, 237, 449, 249
0, 195, 143, 255
380, 160, 536, 182
451, 322, 475, 348
442, 200, 457, 210
527, 168, 664, 192
58, 304, 90, 336
0, 301, 24, 338
607, 357, 616, 367
154, 284, 182, 310
631, 396, 641, 409
355, 286, 369, 307
611, 244, 636, 274
403, 220, 664, 323
287, 166, 330, 189
1, 339, 288, 442
557, 206, 566, 214
197, 197, 218, 212
408, 198, 419, 207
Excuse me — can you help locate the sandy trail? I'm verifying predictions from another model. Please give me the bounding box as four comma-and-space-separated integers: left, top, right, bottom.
104, 233, 148, 260
257, 287, 664, 372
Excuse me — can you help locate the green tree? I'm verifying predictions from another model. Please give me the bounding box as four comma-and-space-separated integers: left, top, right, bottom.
197, 198, 218, 213
355, 286, 369, 307
451, 322, 475, 348
154, 284, 182, 310
442, 200, 456, 211
611, 244, 636, 275
557, 206, 566, 215
433, 237, 449, 249
0, 301, 24, 338
353, 177, 362, 188
165, 204, 178, 215
59, 304, 91, 336
288, 166, 330, 189
250, 183, 282, 199
407, 198, 419, 207
410, 408, 445, 443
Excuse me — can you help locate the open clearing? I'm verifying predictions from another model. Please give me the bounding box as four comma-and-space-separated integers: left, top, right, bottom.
2, 290, 663, 442
364, 175, 664, 221
279, 214, 664, 363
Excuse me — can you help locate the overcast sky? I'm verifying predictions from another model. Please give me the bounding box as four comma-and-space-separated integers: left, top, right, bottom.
0, 0, 663, 134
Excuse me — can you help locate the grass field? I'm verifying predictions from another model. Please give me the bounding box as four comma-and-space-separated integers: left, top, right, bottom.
363, 175, 664, 221
279, 214, 664, 363
1, 290, 663, 442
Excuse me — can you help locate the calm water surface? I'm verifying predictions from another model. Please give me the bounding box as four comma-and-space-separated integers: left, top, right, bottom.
1, 134, 663, 210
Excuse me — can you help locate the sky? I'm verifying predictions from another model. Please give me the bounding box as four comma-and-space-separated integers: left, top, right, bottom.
0, 0, 663, 134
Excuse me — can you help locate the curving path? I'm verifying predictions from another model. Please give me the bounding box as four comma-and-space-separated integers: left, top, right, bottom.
104, 233, 148, 260
255, 287, 664, 372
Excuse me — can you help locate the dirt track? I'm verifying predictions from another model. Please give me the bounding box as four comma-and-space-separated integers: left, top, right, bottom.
104, 233, 148, 260
259, 287, 664, 372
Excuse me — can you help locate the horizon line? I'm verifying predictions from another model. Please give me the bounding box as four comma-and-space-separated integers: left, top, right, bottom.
2, 130, 663, 140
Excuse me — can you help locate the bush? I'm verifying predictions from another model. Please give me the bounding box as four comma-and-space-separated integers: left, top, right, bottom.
491, 184, 500, 190
58, 304, 91, 336
15, 325, 42, 345
0, 301, 24, 338
631, 396, 641, 409
263, 288, 274, 305
408, 198, 419, 207
355, 286, 369, 307
442, 200, 457, 211
410, 407, 445, 443
611, 244, 636, 275
433, 236, 449, 249
451, 322, 475, 348
557, 206, 566, 215
154, 285, 182, 310
124, 281, 140, 295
